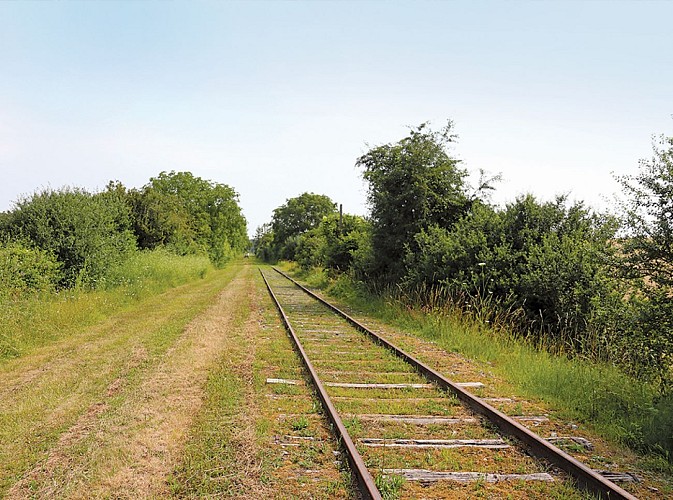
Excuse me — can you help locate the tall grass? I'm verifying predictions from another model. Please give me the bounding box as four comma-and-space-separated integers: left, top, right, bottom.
0, 249, 213, 360
288, 264, 673, 467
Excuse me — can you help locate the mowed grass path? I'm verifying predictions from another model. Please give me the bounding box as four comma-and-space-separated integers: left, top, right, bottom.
0, 261, 254, 497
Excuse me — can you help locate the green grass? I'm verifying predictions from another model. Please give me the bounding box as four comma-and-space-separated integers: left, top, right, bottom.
168, 266, 256, 497
169, 356, 248, 497
0, 249, 212, 360
287, 264, 673, 468
0, 261, 240, 497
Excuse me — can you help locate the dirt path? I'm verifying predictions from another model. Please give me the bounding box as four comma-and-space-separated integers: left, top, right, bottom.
3, 263, 256, 498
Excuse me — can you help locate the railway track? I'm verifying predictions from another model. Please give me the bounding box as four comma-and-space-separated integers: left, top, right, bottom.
260, 266, 638, 499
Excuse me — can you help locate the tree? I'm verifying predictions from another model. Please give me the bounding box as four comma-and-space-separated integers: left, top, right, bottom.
130, 171, 248, 266
357, 122, 470, 283
614, 133, 673, 388
271, 193, 337, 260
252, 223, 275, 262
616, 133, 673, 289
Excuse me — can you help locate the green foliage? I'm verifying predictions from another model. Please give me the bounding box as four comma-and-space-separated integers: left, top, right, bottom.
252, 223, 275, 262
271, 192, 337, 260
2, 187, 136, 288
357, 122, 470, 283
613, 134, 673, 389
322, 213, 370, 272
0, 240, 61, 298
295, 213, 370, 271
100, 248, 211, 291
294, 228, 324, 270
130, 171, 248, 266
404, 195, 620, 350
375, 473, 405, 500
261, 123, 673, 395
608, 291, 673, 390
616, 134, 673, 289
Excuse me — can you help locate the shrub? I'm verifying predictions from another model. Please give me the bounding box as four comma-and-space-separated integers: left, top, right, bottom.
357, 122, 470, 284
295, 213, 370, 272
3, 187, 136, 288
404, 195, 620, 352
0, 241, 61, 297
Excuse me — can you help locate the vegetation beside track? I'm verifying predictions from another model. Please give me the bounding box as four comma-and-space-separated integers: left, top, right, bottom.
0, 260, 244, 497
0, 169, 250, 360
255, 122, 673, 472
285, 263, 673, 490
0, 250, 213, 360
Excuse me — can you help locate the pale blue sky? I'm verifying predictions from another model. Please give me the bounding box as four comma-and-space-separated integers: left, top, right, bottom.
1, 1, 671, 235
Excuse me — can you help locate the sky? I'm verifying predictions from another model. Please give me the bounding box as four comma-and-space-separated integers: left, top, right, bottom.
1, 1, 671, 236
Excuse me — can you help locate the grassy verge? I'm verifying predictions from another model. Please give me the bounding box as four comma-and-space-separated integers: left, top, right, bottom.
0, 249, 212, 360
0, 257, 235, 496
286, 264, 673, 475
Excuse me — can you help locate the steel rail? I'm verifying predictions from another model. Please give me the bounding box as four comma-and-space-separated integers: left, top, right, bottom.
272, 266, 637, 500
260, 269, 382, 500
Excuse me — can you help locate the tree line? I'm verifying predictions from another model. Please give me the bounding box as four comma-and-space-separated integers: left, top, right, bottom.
255, 122, 673, 392
0, 171, 248, 295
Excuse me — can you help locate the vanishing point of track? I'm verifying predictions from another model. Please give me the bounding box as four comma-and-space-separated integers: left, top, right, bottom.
260, 266, 637, 500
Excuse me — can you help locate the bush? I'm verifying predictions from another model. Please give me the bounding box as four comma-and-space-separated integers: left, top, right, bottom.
404, 195, 620, 352
2, 187, 137, 288
295, 213, 370, 272
0, 241, 61, 297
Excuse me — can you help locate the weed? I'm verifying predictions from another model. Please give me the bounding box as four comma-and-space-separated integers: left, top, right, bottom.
473, 475, 486, 491
291, 416, 309, 432
296, 444, 320, 468
343, 416, 362, 435
374, 473, 405, 500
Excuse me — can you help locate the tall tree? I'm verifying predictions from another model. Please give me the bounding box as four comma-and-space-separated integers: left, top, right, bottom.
616, 133, 673, 289
130, 171, 248, 266
614, 133, 673, 388
357, 122, 470, 283
271, 192, 336, 260
252, 223, 275, 262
